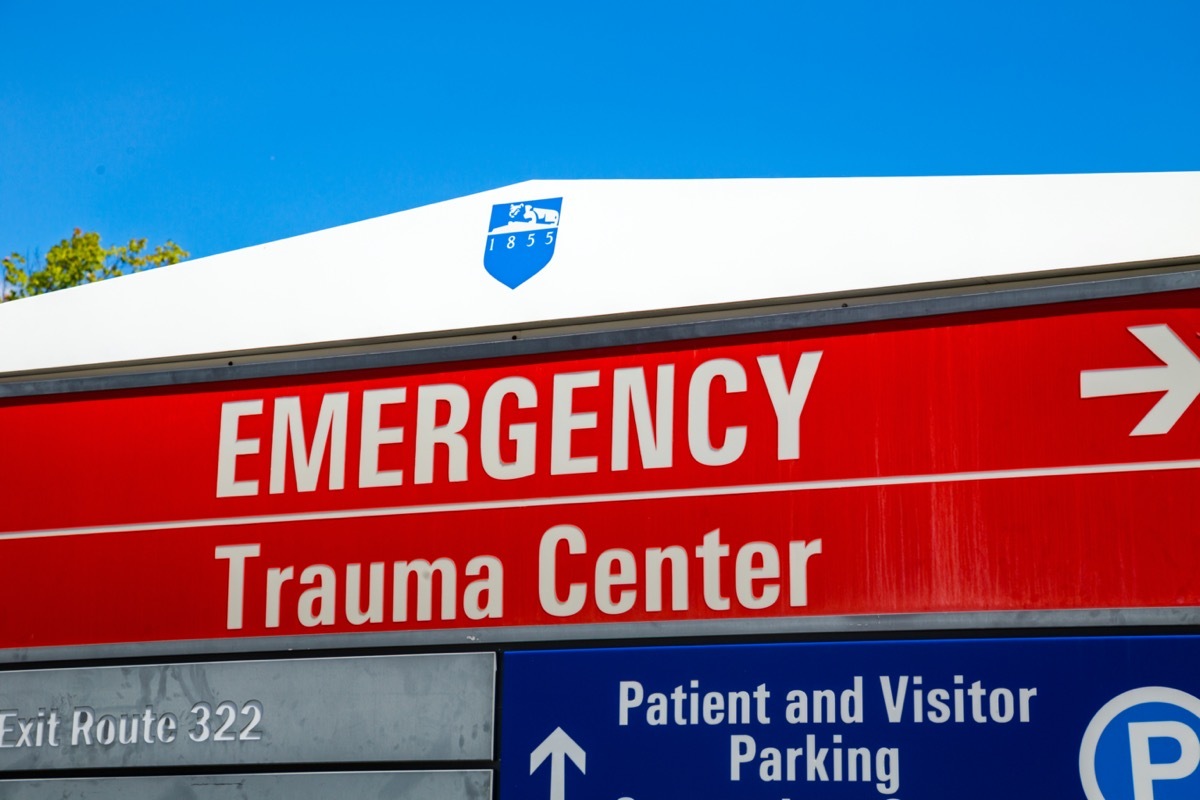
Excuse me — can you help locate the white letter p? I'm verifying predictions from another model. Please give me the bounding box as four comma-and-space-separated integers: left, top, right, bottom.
1129, 720, 1200, 800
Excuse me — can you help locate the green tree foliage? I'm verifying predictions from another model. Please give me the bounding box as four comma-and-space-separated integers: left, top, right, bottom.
2, 229, 188, 301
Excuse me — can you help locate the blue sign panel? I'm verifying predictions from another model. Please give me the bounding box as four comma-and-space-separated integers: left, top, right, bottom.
501, 636, 1200, 800
484, 197, 562, 288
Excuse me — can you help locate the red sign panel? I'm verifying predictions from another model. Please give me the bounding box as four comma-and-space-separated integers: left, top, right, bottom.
3, 289, 1199, 652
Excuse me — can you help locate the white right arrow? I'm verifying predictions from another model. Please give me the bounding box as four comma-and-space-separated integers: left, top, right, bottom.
1080, 324, 1200, 436
530, 727, 587, 800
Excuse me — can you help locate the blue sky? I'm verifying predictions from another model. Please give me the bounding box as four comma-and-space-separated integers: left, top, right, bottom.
1, 1, 1198, 260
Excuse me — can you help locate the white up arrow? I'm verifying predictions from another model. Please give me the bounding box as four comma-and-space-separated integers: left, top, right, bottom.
530, 727, 586, 800
1080, 324, 1200, 435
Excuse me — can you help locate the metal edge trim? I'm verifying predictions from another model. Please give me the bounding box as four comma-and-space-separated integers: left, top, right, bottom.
0, 769, 495, 783
0, 650, 494, 676
4, 608, 1197, 665
3, 268, 1200, 398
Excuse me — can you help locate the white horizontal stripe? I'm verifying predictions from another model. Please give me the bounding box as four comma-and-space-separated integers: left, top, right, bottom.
3, 458, 1197, 542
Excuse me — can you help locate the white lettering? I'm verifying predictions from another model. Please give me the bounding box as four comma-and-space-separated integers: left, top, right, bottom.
216, 400, 263, 497
298, 564, 336, 626
345, 562, 385, 625
393, 558, 458, 622
611, 365, 674, 471
688, 359, 747, 467
756, 352, 822, 460
480, 377, 537, 480
1129, 721, 1200, 798
215, 544, 260, 630
551, 371, 600, 474
696, 528, 731, 611
595, 549, 637, 615
463, 555, 504, 619
618, 681, 644, 726
735, 541, 780, 610
265, 565, 294, 628
788, 539, 822, 607
645, 545, 688, 612
358, 387, 407, 488
269, 394, 349, 493
540, 524, 588, 617
414, 384, 470, 484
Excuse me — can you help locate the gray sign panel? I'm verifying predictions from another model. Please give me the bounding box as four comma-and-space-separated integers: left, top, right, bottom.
0, 770, 491, 799
0, 654, 493, 770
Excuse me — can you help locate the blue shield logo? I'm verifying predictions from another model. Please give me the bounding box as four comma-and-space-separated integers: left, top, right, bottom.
484, 198, 562, 288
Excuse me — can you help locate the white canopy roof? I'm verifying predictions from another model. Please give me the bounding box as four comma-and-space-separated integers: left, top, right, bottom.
3, 172, 1200, 375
